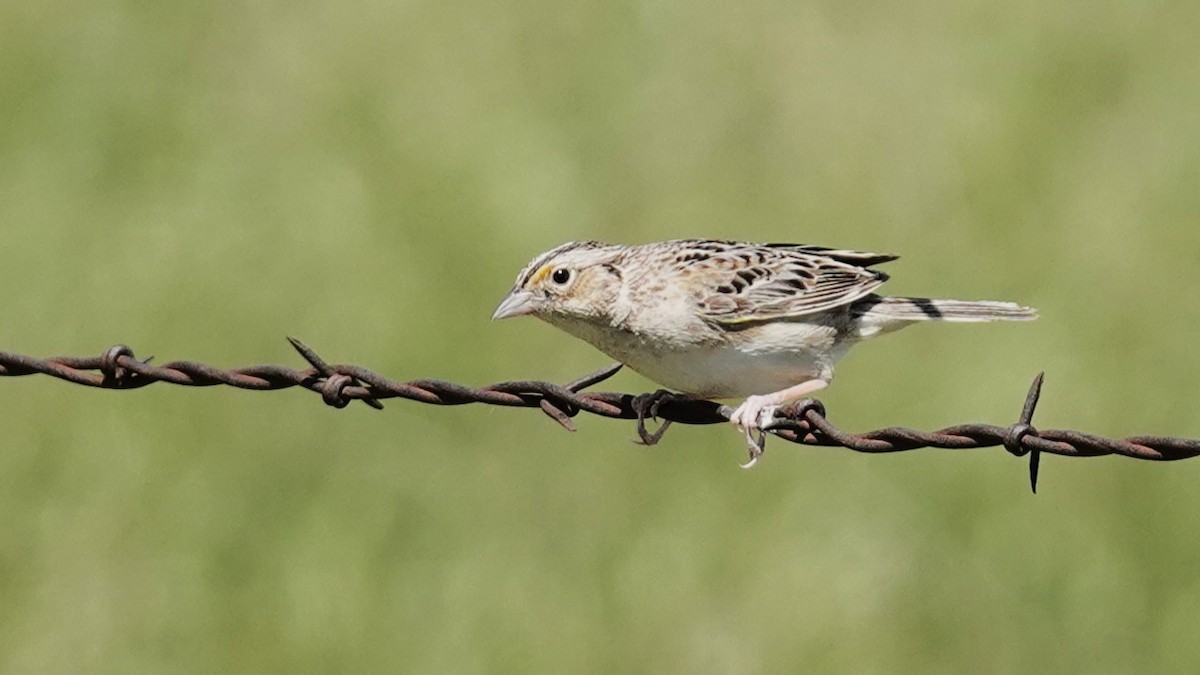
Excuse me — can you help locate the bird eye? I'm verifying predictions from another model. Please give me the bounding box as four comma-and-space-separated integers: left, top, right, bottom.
551, 268, 572, 285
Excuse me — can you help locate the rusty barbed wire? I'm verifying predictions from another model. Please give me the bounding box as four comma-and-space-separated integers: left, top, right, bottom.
2, 338, 1200, 493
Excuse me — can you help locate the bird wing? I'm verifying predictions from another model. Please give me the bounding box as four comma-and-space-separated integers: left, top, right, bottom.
767, 243, 899, 268
686, 242, 894, 325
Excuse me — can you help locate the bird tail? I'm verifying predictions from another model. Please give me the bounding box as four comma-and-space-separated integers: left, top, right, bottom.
852, 294, 1036, 336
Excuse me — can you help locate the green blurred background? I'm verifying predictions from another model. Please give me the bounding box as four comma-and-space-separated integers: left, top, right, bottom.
2, 0, 1199, 672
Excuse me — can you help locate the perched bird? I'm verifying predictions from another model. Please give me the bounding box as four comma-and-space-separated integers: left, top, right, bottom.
492, 239, 1036, 466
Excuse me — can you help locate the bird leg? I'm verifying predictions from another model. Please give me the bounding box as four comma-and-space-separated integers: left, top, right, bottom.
632, 389, 690, 445
729, 379, 829, 468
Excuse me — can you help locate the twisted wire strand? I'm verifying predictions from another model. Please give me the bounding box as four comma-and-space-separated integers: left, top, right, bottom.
3, 338, 1199, 493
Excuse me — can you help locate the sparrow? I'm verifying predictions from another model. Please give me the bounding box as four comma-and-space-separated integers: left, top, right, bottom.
492, 239, 1036, 466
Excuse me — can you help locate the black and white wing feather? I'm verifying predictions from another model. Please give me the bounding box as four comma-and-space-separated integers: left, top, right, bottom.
683, 241, 896, 325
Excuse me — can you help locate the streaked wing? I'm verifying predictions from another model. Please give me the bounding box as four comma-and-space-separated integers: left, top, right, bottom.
767, 243, 900, 268
689, 242, 892, 325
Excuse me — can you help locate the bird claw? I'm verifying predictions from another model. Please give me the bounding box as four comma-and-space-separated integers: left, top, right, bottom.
730, 398, 779, 468
739, 427, 767, 469
632, 389, 684, 445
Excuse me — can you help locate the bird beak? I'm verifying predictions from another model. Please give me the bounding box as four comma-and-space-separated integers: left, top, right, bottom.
491, 289, 539, 320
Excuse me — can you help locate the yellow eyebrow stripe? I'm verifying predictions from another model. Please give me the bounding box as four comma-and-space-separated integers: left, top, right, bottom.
529, 264, 553, 285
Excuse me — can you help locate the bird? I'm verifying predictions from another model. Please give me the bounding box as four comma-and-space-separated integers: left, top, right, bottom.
491, 239, 1036, 466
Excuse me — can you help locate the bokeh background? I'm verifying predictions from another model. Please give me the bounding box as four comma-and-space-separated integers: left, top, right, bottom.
3, 1, 1199, 672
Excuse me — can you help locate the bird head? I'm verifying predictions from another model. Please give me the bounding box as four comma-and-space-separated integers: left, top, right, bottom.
492, 241, 624, 325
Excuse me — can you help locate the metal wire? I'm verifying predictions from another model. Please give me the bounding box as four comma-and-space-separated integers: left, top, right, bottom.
3, 338, 1199, 493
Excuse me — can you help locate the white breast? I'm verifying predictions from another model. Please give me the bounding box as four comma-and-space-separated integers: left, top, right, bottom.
549, 314, 850, 399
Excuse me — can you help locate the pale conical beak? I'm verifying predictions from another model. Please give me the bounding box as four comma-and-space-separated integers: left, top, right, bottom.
491, 289, 540, 320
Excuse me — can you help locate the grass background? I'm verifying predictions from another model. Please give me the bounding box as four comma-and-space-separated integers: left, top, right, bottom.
2, 0, 1199, 672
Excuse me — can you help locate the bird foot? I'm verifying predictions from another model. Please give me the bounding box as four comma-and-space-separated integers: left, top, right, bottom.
632, 389, 688, 445
730, 397, 780, 468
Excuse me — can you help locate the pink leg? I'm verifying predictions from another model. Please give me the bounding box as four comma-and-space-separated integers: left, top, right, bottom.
729, 378, 828, 468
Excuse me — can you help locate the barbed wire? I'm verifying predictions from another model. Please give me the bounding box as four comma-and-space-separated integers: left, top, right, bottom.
2, 338, 1199, 493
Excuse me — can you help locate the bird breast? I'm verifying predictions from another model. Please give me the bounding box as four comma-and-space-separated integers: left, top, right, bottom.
547, 307, 849, 399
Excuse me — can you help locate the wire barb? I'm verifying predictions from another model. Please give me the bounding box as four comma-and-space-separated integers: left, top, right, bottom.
3, 340, 1200, 492
1005, 372, 1046, 493
288, 337, 383, 410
